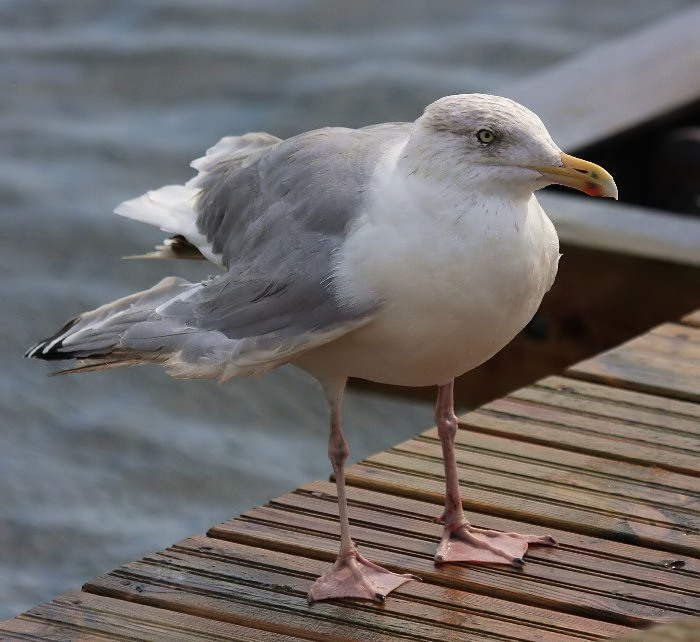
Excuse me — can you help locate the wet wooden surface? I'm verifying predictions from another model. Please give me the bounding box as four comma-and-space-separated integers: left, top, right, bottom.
2, 311, 699, 640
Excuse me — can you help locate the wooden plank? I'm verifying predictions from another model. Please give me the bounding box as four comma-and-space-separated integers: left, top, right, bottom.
460, 401, 699, 479
412, 429, 697, 503
471, 401, 700, 477
391, 435, 699, 516
501, 6, 700, 151
628, 323, 700, 356
568, 346, 700, 402
345, 461, 699, 558
512, 377, 700, 436
568, 324, 700, 402
85, 552, 464, 642
82, 535, 633, 642
85, 533, 638, 640
204, 483, 698, 627
0, 590, 301, 641
271, 483, 700, 588
473, 398, 700, 471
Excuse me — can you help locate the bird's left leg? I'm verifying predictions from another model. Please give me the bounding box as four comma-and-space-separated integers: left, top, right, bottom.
308, 380, 417, 603
434, 380, 555, 566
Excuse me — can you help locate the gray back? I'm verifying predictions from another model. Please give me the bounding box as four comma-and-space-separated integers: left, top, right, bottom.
165, 123, 411, 341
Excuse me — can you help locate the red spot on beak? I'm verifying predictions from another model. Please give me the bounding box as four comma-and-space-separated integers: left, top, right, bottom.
583, 182, 602, 197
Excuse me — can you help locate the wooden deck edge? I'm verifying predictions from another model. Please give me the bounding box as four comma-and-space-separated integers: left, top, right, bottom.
681, 310, 700, 328
564, 321, 700, 403
539, 192, 700, 267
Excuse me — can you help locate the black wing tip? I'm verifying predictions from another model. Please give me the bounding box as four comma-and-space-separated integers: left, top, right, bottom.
24, 339, 76, 360
24, 344, 40, 359
25, 317, 81, 361
25, 343, 79, 361
25, 339, 52, 359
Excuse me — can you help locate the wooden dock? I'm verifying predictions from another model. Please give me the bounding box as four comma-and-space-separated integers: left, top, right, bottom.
2, 310, 699, 640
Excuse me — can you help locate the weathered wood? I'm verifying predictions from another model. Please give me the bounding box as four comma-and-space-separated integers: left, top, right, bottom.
392, 436, 698, 514
87, 557, 469, 642
0, 590, 301, 641
3, 310, 699, 639
468, 398, 700, 477
84, 533, 635, 640
83, 546, 595, 641
623, 323, 700, 356
512, 377, 700, 435
461, 398, 698, 475
344, 462, 699, 557
278, 483, 699, 582
568, 323, 700, 402
206, 485, 698, 627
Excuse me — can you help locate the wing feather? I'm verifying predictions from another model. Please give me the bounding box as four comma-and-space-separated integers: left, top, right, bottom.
40, 124, 411, 379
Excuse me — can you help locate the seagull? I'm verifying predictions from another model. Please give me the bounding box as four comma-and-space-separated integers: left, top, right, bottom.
26, 94, 617, 603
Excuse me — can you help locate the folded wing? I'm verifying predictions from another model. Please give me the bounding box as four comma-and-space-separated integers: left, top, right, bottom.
29, 124, 410, 379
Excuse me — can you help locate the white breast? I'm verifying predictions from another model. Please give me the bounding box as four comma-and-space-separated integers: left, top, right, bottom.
300, 164, 560, 388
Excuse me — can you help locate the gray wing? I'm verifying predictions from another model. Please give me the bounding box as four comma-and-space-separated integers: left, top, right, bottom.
195, 123, 410, 268
30, 123, 412, 381
154, 123, 412, 375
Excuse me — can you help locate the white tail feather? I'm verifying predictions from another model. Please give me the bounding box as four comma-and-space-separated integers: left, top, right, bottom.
114, 132, 281, 267
114, 186, 221, 265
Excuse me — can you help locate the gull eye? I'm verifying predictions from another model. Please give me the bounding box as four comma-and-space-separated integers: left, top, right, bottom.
476, 129, 495, 144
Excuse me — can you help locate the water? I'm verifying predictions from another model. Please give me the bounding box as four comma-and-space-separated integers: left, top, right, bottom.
1, 0, 694, 620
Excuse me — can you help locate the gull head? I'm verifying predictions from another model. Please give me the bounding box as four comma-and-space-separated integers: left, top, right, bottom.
409, 93, 617, 200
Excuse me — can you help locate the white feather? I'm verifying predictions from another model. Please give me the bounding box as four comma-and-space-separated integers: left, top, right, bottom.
114, 133, 281, 267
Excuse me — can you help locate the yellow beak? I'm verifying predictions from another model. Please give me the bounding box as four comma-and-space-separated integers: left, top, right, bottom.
531, 152, 618, 199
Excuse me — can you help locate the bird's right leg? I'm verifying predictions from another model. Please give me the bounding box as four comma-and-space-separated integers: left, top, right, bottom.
307, 380, 417, 603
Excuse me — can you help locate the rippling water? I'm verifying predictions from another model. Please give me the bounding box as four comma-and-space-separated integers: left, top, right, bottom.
1, 0, 693, 620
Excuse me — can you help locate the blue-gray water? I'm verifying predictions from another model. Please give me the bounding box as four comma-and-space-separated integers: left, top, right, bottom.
1, 0, 694, 620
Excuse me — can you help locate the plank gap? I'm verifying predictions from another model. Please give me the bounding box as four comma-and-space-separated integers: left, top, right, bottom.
502, 389, 700, 440
367, 453, 699, 531
408, 436, 700, 504
533, 376, 700, 422
471, 406, 697, 459
459, 413, 699, 477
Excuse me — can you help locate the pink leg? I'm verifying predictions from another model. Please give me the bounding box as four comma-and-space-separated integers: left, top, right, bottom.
308, 383, 417, 603
434, 380, 555, 566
